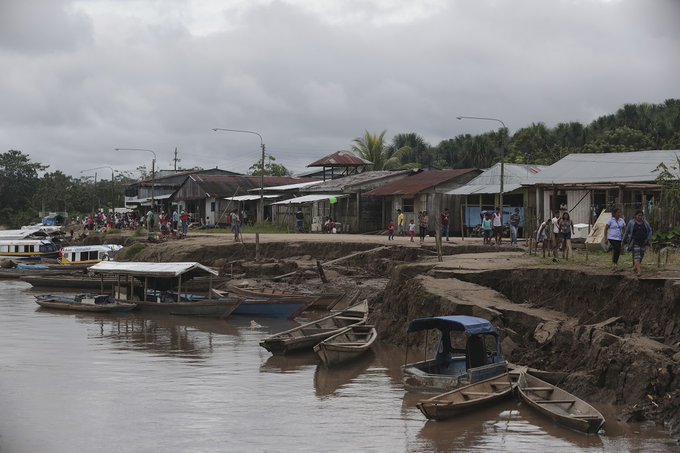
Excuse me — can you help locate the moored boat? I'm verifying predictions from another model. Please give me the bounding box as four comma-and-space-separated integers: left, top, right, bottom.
213, 288, 314, 320
313, 324, 377, 367
260, 300, 369, 354
0, 239, 59, 260
59, 244, 123, 265
223, 284, 342, 311
402, 315, 508, 392
35, 294, 137, 313
416, 372, 516, 421
517, 372, 605, 434
88, 261, 242, 318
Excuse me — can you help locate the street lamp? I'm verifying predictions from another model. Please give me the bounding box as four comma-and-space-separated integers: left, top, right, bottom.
114, 148, 156, 215
212, 128, 266, 224
456, 116, 507, 223
82, 166, 115, 210
79, 169, 98, 217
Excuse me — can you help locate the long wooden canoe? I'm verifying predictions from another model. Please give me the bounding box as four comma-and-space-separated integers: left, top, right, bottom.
259, 300, 368, 355
224, 285, 344, 310
35, 294, 137, 313
416, 372, 516, 421
313, 324, 377, 367
517, 372, 605, 434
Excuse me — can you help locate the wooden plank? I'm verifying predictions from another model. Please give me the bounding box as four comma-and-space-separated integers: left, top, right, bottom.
461, 391, 491, 396
535, 399, 575, 404
323, 246, 389, 266
524, 387, 554, 392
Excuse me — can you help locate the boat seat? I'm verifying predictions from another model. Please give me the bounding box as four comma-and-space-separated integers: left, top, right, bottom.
524, 387, 554, 392
571, 415, 601, 418
461, 391, 491, 396
535, 399, 575, 405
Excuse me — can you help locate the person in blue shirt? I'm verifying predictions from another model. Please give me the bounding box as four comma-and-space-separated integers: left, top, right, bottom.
603, 208, 626, 272
622, 210, 652, 276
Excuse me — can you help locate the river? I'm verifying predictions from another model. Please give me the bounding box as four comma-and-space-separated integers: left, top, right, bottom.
0, 280, 675, 452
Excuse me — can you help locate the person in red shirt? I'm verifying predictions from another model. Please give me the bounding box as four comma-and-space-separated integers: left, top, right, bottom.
440, 208, 450, 242
387, 221, 395, 240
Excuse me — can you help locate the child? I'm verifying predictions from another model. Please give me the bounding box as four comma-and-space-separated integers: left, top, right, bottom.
408, 219, 416, 242
387, 221, 395, 240
482, 212, 493, 245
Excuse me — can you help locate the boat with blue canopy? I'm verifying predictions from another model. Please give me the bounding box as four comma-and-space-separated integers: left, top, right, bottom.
402, 315, 507, 392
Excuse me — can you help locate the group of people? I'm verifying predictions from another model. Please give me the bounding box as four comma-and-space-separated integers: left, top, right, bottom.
536, 211, 575, 259
603, 208, 652, 275
145, 208, 190, 236
387, 208, 453, 244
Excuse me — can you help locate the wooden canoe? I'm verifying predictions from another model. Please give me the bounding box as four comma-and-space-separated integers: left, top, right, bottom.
416, 372, 516, 421
517, 372, 605, 434
224, 284, 344, 310
313, 324, 377, 367
35, 294, 137, 313
259, 300, 369, 355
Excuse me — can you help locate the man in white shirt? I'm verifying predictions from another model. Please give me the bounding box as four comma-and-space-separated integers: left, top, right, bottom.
492, 207, 502, 245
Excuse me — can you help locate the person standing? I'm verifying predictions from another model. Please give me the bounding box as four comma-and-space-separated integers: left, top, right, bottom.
294, 208, 304, 233
622, 210, 652, 276
180, 210, 189, 235
551, 211, 561, 256
604, 208, 626, 271
440, 208, 450, 242
172, 209, 179, 232
146, 209, 155, 231
408, 219, 416, 242
509, 208, 521, 247
558, 212, 574, 259
397, 209, 405, 236
387, 221, 395, 240
482, 212, 493, 245
230, 209, 241, 242
492, 207, 502, 245
419, 210, 429, 244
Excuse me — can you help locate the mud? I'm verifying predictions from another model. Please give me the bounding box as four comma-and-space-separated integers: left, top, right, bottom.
87, 233, 680, 440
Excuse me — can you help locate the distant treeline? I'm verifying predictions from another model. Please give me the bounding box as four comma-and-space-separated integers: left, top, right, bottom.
1, 99, 679, 228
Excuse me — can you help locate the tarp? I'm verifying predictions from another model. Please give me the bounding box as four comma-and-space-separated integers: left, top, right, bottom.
270, 194, 349, 205
224, 195, 280, 201
89, 261, 218, 278
407, 315, 499, 336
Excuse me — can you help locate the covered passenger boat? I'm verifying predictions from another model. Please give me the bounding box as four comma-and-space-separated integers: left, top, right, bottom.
402, 315, 507, 392
88, 261, 241, 318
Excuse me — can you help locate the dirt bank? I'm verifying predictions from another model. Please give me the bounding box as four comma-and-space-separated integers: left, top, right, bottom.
88, 231, 680, 439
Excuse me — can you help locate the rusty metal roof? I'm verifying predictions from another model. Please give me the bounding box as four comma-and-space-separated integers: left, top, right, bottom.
307, 151, 372, 167
363, 169, 480, 196
189, 175, 317, 197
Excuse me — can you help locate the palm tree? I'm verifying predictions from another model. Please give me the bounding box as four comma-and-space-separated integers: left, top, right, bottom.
351, 130, 401, 170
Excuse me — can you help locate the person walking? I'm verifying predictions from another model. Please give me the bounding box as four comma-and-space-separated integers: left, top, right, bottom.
419, 210, 429, 244
604, 208, 626, 271
492, 207, 502, 245
397, 209, 405, 236
440, 208, 450, 242
509, 208, 520, 247
408, 219, 416, 242
180, 210, 189, 235
558, 212, 574, 259
622, 210, 652, 276
230, 209, 241, 242
294, 208, 304, 233
387, 221, 395, 240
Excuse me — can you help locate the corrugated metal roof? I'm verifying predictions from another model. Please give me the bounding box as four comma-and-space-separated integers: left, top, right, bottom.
530, 150, 680, 185
447, 163, 547, 195
304, 170, 410, 192
271, 194, 349, 205
90, 261, 218, 277
307, 151, 372, 167
363, 169, 479, 196
248, 181, 321, 192
224, 194, 281, 201
190, 175, 318, 197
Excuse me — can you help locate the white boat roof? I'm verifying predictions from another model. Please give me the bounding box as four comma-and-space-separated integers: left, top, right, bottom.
62, 244, 124, 253
89, 261, 218, 277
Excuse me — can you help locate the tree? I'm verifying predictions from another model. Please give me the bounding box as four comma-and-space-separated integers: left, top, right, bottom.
0, 150, 47, 227
351, 130, 401, 171
388, 133, 433, 168
248, 155, 291, 176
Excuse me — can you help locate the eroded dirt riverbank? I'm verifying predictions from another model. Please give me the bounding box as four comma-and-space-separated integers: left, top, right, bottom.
109, 232, 680, 440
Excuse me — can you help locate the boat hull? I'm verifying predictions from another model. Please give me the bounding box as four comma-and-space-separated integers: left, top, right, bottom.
232, 299, 311, 320
35, 295, 136, 313
313, 325, 377, 367
517, 372, 605, 434
417, 372, 515, 421
133, 299, 241, 318
402, 360, 508, 392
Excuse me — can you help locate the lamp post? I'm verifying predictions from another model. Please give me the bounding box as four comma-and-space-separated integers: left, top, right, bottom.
82, 166, 115, 210
212, 128, 266, 224
79, 169, 98, 217
114, 148, 156, 216
456, 116, 507, 223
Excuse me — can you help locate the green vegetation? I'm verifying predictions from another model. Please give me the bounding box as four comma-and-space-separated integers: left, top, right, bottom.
122, 242, 146, 260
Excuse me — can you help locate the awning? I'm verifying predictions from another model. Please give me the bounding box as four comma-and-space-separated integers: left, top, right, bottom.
407, 315, 499, 336
271, 194, 348, 205
89, 261, 218, 278
224, 195, 281, 201
247, 181, 320, 192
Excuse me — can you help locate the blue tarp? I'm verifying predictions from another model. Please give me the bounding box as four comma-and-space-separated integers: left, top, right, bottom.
406, 315, 499, 336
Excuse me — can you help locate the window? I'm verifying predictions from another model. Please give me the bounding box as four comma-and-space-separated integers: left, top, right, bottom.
210, 202, 216, 212
402, 198, 414, 213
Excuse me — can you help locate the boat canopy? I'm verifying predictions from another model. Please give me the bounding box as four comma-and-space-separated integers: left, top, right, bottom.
406, 315, 499, 337
89, 261, 218, 278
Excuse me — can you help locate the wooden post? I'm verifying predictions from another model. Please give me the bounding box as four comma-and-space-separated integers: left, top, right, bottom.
436, 228, 443, 262
316, 260, 328, 283
255, 233, 260, 262
460, 204, 465, 241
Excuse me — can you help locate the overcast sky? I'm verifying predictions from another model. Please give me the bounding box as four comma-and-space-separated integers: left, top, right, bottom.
1, 0, 679, 179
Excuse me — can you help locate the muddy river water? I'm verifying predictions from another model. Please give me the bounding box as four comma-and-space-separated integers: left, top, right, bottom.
0, 280, 676, 452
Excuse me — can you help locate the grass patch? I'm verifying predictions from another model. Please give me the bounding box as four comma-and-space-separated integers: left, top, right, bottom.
123, 242, 146, 260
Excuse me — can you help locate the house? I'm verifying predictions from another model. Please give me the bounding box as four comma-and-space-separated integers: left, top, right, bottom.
306, 151, 373, 181
273, 170, 412, 233
363, 168, 481, 234
172, 175, 317, 225
124, 168, 240, 212
447, 163, 546, 235
529, 150, 680, 225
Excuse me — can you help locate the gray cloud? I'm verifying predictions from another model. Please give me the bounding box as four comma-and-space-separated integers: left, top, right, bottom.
0, 0, 678, 177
